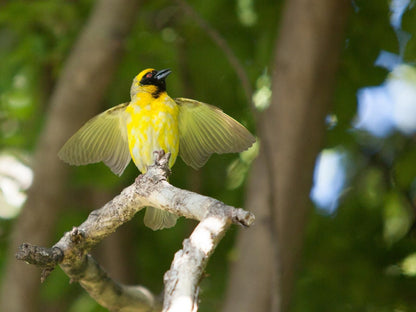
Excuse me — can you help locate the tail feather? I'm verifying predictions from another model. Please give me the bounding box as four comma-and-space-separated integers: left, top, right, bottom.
143, 207, 178, 230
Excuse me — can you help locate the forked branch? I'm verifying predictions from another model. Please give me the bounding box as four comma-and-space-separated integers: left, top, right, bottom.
16, 151, 255, 312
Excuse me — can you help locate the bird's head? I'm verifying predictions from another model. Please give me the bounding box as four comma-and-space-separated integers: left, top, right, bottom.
130, 68, 171, 99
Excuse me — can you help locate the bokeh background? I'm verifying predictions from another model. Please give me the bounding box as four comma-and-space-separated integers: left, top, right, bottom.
1, 0, 416, 311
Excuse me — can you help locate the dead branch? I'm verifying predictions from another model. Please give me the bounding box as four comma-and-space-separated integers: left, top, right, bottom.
16, 151, 255, 312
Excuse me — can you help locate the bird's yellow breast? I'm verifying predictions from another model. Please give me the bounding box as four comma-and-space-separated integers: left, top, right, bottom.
126, 92, 179, 173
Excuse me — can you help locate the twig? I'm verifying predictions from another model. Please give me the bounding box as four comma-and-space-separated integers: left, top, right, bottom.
16, 151, 255, 312
175, 0, 254, 106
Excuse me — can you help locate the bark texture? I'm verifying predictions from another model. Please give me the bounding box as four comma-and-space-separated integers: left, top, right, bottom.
223, 1, 349, 311
15, 152, 255, 312
0, 1, 139, 311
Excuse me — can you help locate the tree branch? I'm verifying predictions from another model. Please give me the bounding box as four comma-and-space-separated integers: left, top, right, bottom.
163, 216, 229, 312
175, 0, 253, 106
16, 151, 255, 312
1, 1, 140, 311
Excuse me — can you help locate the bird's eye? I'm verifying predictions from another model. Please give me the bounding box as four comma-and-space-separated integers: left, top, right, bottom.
145, 72, 153, 78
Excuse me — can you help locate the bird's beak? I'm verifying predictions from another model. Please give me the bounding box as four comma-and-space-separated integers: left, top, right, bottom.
155, 69, 171, 80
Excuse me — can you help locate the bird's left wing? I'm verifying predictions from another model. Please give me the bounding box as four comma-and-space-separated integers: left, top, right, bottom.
58, 103, 131, 176
175, 97, 256, 170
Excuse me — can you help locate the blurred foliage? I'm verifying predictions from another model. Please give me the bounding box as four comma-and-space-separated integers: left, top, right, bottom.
0, 0, 274, 311
292, 0, 416, 311
1, 0, 416, 311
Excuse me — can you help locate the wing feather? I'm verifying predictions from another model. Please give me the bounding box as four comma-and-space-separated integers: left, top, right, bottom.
175, 97, 256, 169
58, 103, 131, 176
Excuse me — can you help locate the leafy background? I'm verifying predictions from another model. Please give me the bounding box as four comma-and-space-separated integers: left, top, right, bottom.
1, 0, 416, 311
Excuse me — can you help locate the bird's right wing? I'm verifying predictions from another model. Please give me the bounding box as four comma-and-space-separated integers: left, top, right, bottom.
58, 103, 131, 176
175, 97, 256, 170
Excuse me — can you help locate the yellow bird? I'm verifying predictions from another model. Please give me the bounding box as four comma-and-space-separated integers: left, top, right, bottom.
58, 68, 255, 230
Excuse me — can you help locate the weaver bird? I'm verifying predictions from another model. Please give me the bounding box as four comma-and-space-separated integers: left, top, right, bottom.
59, 68, 255, 230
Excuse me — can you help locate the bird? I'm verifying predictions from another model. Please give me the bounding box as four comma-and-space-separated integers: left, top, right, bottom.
58, 68, 255, 230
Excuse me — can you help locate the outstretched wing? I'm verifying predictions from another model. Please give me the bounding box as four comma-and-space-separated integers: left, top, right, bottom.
175, 97, 256, 170
58, 103, 131, 176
